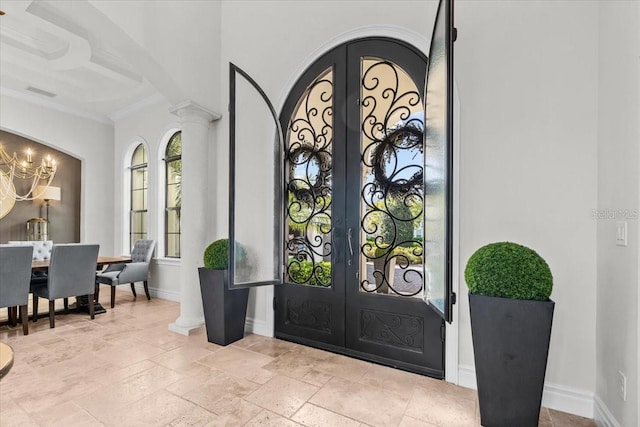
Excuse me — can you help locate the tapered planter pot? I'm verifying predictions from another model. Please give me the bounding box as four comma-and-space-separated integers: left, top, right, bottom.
198, 268, 249, 346
469, 294, 555, 427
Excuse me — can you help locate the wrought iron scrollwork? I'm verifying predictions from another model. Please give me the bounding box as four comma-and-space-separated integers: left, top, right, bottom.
285, 70, 333, 287
360, 58, 424, 297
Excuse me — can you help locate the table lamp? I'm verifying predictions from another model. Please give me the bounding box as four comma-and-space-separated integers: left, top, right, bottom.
36, 185, 61, 221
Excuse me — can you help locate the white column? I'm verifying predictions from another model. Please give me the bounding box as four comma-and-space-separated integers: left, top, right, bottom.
168, 100, 221, 335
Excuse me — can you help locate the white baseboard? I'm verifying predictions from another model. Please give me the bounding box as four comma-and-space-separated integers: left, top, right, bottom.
594, 395, 622, 427
245, 316, 271, 337
133, 284, 180, 302
458, 364, 595, 419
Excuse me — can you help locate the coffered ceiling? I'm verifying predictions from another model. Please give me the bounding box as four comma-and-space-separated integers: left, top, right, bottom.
0, 0, 181, 122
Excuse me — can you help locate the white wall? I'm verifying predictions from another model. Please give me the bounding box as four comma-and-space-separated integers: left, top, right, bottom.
112, 99, 192, 300
455, 0, 600, 406
0, 94, 115, 255
595, 2, 640, 426
213, 0, 602, 416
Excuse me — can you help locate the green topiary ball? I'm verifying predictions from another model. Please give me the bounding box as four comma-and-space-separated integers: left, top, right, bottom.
203, 239, 245, 270
464, 242, 553, 301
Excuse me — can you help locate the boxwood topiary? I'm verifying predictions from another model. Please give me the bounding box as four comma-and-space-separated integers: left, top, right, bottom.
464, 242, 553, 301
203, 239, 245, 270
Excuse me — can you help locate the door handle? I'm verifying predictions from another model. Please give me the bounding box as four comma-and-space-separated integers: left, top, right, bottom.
347, 227, 354, 265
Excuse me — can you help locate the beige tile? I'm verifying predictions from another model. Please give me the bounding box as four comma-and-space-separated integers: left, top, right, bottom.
166, 405, 220, 427
263, 350, 318, 380
245, 375, 319, 417
166, 367, 223, 397
207, 398, 263, 425
93, 338, 166, 368
34, 350, 116, 381
47, 407, 106, 427
0, 397, 39, 426
176, 360, 223, 378
181, 372, 260, 414
96, 359, 158, 382
310, 377, 408, 427
150, 344, 215, 371
405, 386, 478, 426
97, 389, 198, 427
74, 364, 184, 421
231, 333, 272, 349
198, 345, 275, 384
245, 337, 301, 357
548, 408, 597, 427
312, 353, 371, 382
2, 296, 557, 427
538, 407, 553, 427
358, 363, 419, 399
292, 403, 361, 427
134, 324, 192, 351
28, 401, 88, 425
10, 371, 104, 414
415, 376, 477, 402
300, 369, 333, 387
398, 416, 438, 427
245, 409, 303, 426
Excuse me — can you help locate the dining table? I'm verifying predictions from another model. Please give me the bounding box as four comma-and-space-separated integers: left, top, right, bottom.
31, 255, 131, 315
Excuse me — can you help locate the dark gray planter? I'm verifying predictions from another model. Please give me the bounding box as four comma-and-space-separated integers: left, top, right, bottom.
469, 294, 555, 427
198, 268, 249, 346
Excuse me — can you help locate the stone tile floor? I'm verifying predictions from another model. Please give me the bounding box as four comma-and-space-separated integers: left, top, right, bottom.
0, 290, 596, 426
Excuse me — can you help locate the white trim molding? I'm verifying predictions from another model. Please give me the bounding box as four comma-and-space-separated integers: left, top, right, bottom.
133, 284, 180, 302
458, 364, 595, 419
594, 396, 622, 427
245, 316, 271, 337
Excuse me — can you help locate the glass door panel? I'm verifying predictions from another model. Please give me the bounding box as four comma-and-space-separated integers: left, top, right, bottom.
285, 68, 334, 288
358, 57, 425, 298
423, 0, 455, 321
228, 63, 284, 288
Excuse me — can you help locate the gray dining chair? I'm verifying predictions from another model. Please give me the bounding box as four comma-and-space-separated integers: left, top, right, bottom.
31, 243, 100, 328
0, 245, 33, 335
96, 240, 155, 308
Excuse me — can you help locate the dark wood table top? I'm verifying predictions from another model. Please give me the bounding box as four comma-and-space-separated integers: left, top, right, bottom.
32, 255, 131, 270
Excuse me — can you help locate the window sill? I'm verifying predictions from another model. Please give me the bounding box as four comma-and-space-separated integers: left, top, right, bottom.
154, 257, 181, 267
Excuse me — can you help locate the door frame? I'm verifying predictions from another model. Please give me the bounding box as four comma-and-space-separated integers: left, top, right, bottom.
251, 24, 461, 385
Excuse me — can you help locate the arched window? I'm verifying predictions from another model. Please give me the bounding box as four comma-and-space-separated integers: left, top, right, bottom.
165, 131, 182, 258
130, 143, 148, 249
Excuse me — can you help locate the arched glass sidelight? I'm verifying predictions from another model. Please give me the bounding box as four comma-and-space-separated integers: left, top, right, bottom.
130, 143, 148, 249
165, 131, 182, 258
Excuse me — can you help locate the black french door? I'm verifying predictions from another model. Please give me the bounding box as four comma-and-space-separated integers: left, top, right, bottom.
229, 0, 455, 380
275, 38, 444, 377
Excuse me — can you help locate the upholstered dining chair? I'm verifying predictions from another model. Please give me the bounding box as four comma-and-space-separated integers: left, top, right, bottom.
8, 240, 54, 312
31, 244, 100, 328
96, 240, 155, 308
0, 245, 33, 335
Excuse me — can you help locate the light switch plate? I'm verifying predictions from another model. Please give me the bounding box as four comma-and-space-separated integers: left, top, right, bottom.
615, 221, 628, 246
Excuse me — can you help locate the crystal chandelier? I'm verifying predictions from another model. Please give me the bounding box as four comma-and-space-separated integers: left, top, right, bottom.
0, 144, 57, 201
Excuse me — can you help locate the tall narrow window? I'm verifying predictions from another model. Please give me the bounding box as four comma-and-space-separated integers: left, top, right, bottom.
165, 131, 182, 258
130, 144, 148, 249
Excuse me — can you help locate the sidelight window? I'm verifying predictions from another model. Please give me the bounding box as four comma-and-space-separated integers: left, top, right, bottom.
130, 144, 148, 249
164, 131, 182, 258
